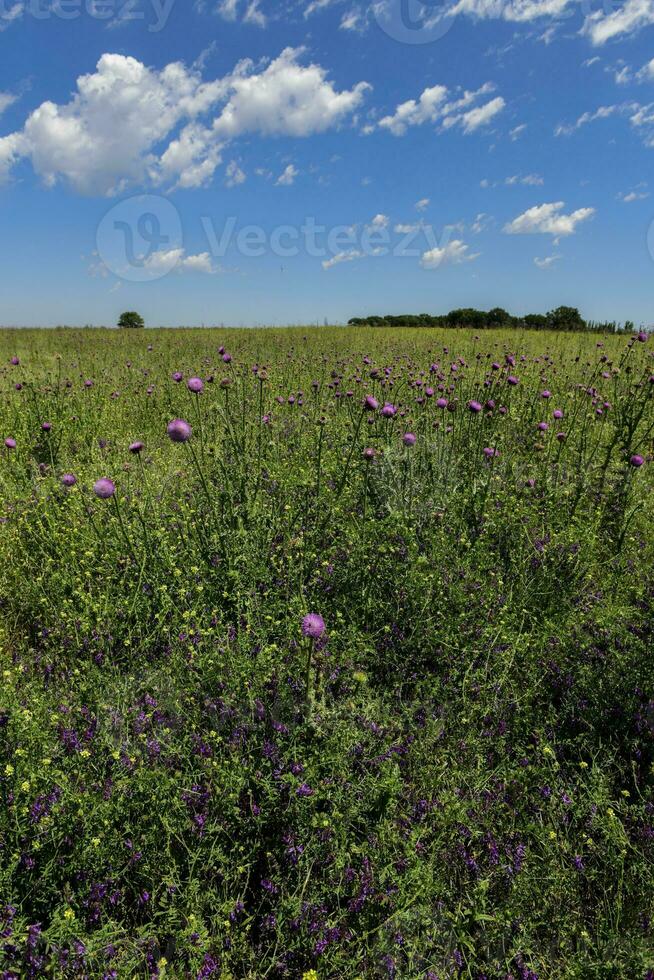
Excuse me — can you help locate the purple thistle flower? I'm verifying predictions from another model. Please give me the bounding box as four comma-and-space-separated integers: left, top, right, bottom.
381, 403, 397, 418
4, 438, 16, 449
436, 397, 448, 409
172, 372, 183, 383
94, 478, 116, 499
10, 356, 19, 366
167, 419, 192, 443
630, 454, 644, 467
61, 474, 77, 487
129, 441, 145, 454
187, 377, 204, 394
402, 433, 416, 446
41, 422, 52, 432
483, 447, 499, 458
365, 395, 379, 411
541, 390, 551, 399
222, 353, 232, 363
302, 613, 326, 639
363, 447, 377, 461
537, 422, 549, 432
507, 375, 520, 386
468, 400, 482, 413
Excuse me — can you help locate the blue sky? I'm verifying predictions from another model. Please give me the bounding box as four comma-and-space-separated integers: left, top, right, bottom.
1, 0, 654, 326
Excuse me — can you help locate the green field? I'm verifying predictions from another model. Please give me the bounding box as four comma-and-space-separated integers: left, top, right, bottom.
1, 326, 653, 979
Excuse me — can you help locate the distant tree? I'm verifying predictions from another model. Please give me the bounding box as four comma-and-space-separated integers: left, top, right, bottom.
487, 307, 511, 327
118, 311, 145, 329
547, 306, 585, 332
523, 314, 549, 330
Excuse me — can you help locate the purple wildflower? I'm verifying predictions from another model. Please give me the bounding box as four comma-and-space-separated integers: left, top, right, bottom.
167, 419, 192, 443
94, 479, 116, 499
302, 613, 326, 639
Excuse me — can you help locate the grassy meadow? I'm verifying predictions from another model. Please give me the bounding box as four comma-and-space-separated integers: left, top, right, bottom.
0, 325, 653, 979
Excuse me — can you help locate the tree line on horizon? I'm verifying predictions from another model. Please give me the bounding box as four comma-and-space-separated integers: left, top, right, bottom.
347, 307, 639, 334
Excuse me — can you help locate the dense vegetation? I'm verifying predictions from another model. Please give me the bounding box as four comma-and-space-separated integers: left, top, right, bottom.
348, 307, 639, 334
0, 326, 653, 979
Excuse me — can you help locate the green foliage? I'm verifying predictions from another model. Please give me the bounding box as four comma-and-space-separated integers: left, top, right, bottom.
0, 326, 653, 979
349, 308, 641, 334
118, 311, 145, 329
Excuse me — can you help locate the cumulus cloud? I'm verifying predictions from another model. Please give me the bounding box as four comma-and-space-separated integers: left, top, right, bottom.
215, 0, 268, 26
555, 100, 654, 147
378, 82, 504, 136
0, 92, 17, 117
415, 197, 430, 211
614, 57, 654, 85
225, 160, 246, 186
504, 201, 595, 236
505, 173, 544, 185
420, 239, 479, 268
322, 249, 363, 269
0, 1, 24, 31
143, 248, 217, 274
212, 47, 370, 139
0, 49, 369, 195
449, 0, 573, 21
368, 213, 389, 229
582, 0, 654, 45
378, 85, 448, 136
276, 163, 299, 185
618, 187, 649, 201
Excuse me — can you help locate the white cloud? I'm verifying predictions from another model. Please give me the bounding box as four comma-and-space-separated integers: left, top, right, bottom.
617, 57, 654, 85
340, 8, 366, 29
368, 212, 389, 228
555, 103, 624, 136
420, 239, 479, 268
378, 82, 503, 136
213, 47, 370, 139
140, 248, 217, 275
505, 173, 544, 185
618, 184, 649, 202
509, 123, 527, 139
504, 201, 595, 236
276, 163, 298, 185
0, 92, 17, 117
415, 197, 430, 211
0, 132, 27, 184
0, 1, 24, 31
471, 212, 493, 233
582, 0, 654, 45
534, 255, 560, 268
322, 249, 363, 269
225, 160, 246, 186
450, 0, 573, 22
453, 96, 505, 132
0, 49, 369, 195
304, 0, 341, 15
378, 85, 448, 136
216, 0, 267, 26
395, 222, 422, 233
555, 100, 654, 147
